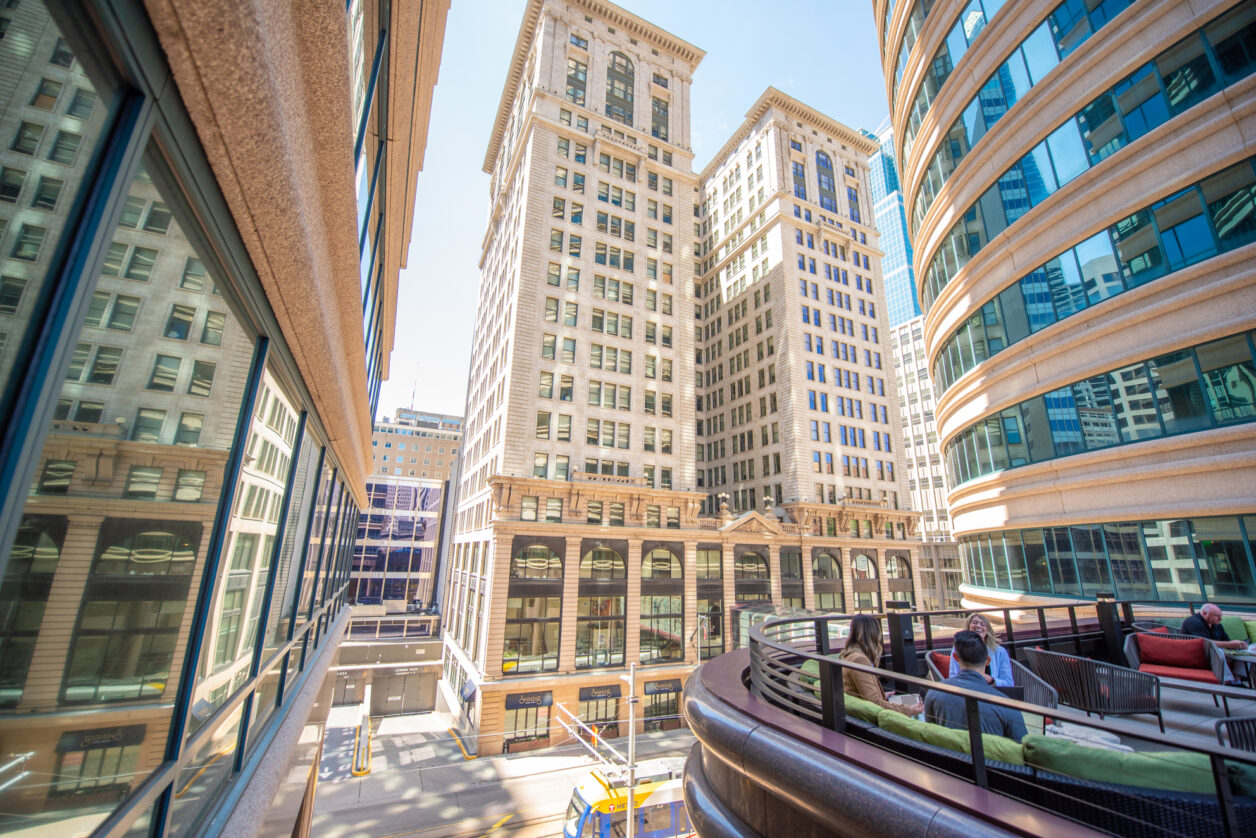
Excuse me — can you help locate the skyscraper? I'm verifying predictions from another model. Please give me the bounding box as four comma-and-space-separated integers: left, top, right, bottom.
441, 0, 923, 756
866, 122, 918, 328
879, 0, 1256, 607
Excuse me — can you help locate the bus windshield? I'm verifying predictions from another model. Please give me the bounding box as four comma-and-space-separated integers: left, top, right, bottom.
563, 793, 589, 837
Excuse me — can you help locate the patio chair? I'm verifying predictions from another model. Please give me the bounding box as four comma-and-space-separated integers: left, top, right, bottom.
1123, 632, 1227, 685
925, 649, 1059, 710
1217, 716, 1256, 752
1024, 647, 1163, 733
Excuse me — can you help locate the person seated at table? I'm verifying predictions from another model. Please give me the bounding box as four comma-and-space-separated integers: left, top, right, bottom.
949, 612, 1013, 688
926, 631, 1028, 742
1182, 603, 1249, 686
838, 614, 922, 715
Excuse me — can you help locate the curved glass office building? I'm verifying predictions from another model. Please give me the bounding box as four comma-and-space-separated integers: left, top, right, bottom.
877, 0, 1256, 605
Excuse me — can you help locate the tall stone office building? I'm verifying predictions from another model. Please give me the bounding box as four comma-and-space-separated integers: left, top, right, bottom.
877, 0, 1256, 608
0, 0, 447, 835
442, 0, 922, 756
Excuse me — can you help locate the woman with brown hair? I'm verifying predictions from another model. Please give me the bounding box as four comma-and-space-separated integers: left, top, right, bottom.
838, 614, 921, 715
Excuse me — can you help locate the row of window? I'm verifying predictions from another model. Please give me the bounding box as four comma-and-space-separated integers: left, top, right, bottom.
931, 158, 1256, 394
529, 453, 676, 488
898, 0, 1011, 160
945, 331, 1256, 489
962, 515, 1256, 603
910, 0, 1143, 232
918, 5, 1254, 312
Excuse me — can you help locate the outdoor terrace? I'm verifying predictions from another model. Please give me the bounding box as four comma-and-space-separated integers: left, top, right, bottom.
682, 602, 1256, 838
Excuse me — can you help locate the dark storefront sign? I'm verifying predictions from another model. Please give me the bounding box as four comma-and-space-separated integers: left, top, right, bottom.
579, 684, 622, 702
460, 681, 477, 702
56, 725, 146, 753
644, 679, 682, 696
505, 690, 553, 709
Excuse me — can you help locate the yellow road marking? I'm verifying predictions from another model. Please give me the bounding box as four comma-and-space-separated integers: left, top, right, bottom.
487, 813, 514, 832
448, 727, 476, 760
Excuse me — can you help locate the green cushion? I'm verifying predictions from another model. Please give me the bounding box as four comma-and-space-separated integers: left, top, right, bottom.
876, 708, 1024, 765
796, 659, 887, 724
1022, 735, 1256, 797
1220, 616, 1248, 644
1243, 619, 1256, 644
842, 693, 884, 725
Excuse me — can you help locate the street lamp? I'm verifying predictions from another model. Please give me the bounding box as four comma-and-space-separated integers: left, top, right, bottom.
619, 662, 638, 838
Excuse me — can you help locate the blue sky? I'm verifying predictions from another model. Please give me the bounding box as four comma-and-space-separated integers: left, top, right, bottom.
379, 0, 891, 420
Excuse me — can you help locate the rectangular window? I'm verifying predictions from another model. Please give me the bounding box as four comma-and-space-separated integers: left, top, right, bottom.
47, 130, 82, 165
131, 408, 166, 443
147, 354, 180, 391
188, 360, 216, 397
175, 412, 204, 446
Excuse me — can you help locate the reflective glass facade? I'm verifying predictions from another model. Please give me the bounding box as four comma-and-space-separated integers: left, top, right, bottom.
867, 127, 919, 327
351, 479, 444, 607
962, 516, 1256, 603
944, 331, 1256, 489
932, 157, 1256, 393
899, 0, 1012, 160
881, 0, 1256, 609
919, 4, 1256, 310
0, 0, 410, 834
911, 0, 1141, 234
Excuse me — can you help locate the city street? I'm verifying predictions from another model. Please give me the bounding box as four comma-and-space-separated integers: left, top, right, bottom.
311, 710, 695, 837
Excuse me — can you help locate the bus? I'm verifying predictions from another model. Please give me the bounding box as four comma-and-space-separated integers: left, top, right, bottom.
562, 758, 693, 838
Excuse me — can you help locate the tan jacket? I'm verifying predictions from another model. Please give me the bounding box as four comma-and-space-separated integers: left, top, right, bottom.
838, 648, 913, 714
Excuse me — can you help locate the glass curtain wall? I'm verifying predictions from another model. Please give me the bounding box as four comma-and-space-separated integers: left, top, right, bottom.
0, 3, 360, 835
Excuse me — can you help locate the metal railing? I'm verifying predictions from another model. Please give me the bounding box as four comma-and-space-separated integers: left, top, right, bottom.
746, 611, 1256, 837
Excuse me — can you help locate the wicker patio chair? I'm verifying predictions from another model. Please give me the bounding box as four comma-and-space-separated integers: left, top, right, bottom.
1123, 632, 1228, 684
1217, 716, 1256, 752
1024, 647, 1163, 733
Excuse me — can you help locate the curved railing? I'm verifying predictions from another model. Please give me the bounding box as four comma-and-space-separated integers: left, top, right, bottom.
743, 611, 1256, 838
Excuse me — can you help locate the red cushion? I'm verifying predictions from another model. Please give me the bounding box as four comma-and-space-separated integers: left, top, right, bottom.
929, 651, 950, 678
1138, 663, 1220, 684
1150, 626, 1170, 634
1135, 633, 1208, 668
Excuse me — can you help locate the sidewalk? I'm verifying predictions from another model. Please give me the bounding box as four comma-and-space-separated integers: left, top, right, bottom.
312, 714, 695, 837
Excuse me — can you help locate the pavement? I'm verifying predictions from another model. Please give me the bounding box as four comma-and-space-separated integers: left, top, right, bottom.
311, 710, 696, 837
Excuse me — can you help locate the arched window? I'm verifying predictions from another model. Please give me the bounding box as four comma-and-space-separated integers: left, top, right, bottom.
66, 522, 199, 704
505, 545, 563, 673
580, 547, 626, 579
813, 552, 841, 580
886, 555, 911, 579
578, 547, 626, 668
641, 549, 682, 664
815, 151, 837, 212
511, 545, 562, 579
885, 553, 915, 608
95, 529, 196, 576
734, 551, 769, 580
852, 554, 878, 579
852, 553, 881, 613
605, 52, 634, 127
642, 548, 681, 579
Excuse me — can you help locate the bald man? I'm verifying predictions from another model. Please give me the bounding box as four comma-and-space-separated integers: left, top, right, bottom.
1182, 603, 1249, 686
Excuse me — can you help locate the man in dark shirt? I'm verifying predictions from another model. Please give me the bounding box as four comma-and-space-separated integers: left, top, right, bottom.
924, 631, 1028, 741
1182, 603, 1248, 685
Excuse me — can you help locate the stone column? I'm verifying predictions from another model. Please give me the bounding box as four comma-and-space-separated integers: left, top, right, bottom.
625, 538, 642, 667
802, 542, 816, 610
768, 542, 782, 604
683, 540, 699, 664
721, 541, 736, 645
560, 535, 583, 674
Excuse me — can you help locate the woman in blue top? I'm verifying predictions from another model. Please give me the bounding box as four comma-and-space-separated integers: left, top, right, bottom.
949, 613, 1013, 687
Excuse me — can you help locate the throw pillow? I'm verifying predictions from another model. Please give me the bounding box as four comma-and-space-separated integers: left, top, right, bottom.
1135, 633, 1207, 668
